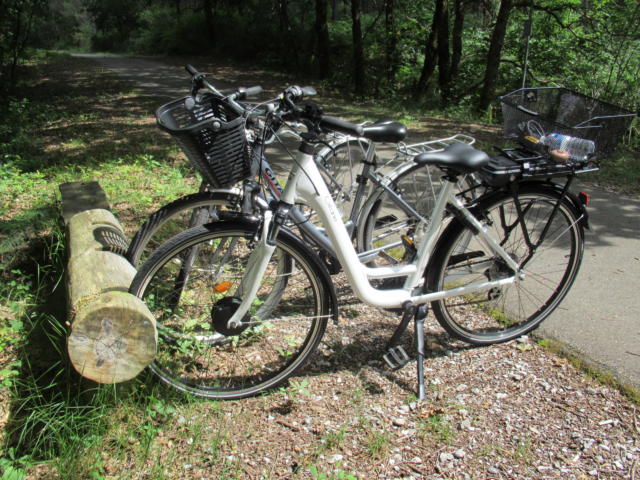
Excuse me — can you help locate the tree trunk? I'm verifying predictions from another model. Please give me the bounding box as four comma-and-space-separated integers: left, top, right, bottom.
437, 0, 451, 104
477, 0, 514, 111
450, 0, 465, 78
384, 0, 398, 83
204, 0, 216, 46
315, 0, 331, 77
351, 0, 365, 94
277, 0, 298, 67
415, 0, 447, 97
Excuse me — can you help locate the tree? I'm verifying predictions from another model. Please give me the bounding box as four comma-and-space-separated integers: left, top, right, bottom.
351, 0, 365, 94
384, 0, 398, 83
450, 0, 465, 79
436, 0, 451, 103
0, 0, 46, 90
204, 0, 216, 46
314, 0, 330, 77
477, 0, 514, 111
415, 0, 447, 98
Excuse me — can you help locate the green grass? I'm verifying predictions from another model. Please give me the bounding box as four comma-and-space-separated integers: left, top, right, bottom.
537, 337, 640, 405
418, 412, 456, 445
0, 51, 205, 479
582, 150, 640, 195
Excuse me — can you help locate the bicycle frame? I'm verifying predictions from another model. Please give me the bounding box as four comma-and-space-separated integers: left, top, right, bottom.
226, 147, 522, 329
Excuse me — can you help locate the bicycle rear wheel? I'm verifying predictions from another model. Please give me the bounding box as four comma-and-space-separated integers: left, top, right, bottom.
358, 163, 478, 266
127, 190, 241, 267
426, 186, 584, 345
315, 137, 372, 221
130, 218, 335, 399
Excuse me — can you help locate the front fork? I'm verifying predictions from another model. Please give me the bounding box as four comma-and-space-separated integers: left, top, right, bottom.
226, 201, 292, 329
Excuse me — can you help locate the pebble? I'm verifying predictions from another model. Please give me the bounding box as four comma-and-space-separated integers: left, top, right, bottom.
393, 418, 407, 427
454, 449, 465, 459
411, 456, 422, 464
439, 452, 454, 463
329, 454, 343, 463
460, 419, 473, 430
488, 466, 500, 474
588, 469, 598, 476
496, 392, 508, 399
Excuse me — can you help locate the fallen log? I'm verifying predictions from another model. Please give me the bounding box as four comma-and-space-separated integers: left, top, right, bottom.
61, 181, 157, 383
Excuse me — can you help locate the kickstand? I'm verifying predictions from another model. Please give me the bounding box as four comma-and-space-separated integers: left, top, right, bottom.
414, 304, 428, 401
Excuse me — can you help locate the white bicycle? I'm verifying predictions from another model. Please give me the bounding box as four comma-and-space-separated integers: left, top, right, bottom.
130, 89, 590, 400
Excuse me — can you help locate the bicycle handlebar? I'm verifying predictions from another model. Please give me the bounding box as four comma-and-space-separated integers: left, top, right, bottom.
184, 64, 263, 114
184, 64, 360, 138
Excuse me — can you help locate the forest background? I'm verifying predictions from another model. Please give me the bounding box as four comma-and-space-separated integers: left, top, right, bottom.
1, 0, 639, 113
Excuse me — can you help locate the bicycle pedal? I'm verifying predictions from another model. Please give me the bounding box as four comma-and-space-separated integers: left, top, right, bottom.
383, 345, 410, 370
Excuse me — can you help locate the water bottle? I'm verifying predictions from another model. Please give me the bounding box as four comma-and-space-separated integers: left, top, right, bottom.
539, 133, 595, 161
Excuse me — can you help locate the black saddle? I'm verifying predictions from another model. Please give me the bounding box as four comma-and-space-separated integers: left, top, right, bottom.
361, 119, 407, 143
413, 143, 489, 174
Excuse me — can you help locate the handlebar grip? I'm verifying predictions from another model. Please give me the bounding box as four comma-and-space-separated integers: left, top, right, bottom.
319, 115, 364, 137
301, 86, 317, 97
185, 64, 199, 76
238, 86, 263, 100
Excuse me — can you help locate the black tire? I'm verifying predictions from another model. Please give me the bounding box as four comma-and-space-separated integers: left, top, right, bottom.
127, 191, 242, 267
426, 186, 584, 345
130, 218, 335, 399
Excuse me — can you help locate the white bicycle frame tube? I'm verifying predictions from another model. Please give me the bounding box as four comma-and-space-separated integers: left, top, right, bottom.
228, 148, 521, 325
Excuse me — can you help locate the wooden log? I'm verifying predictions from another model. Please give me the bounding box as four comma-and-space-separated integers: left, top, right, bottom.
61, 182, 157, 383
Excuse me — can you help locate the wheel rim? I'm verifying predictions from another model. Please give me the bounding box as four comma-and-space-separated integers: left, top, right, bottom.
434, 192, 582, 342
137, 227, 327, 398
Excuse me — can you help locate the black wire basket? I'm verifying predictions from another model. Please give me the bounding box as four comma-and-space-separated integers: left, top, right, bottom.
156, 94, 252, 188
501, 87, 636, 160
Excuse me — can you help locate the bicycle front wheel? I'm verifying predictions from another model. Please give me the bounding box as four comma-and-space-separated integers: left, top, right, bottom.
130, 218, 334, 399
426, 186, 584, 345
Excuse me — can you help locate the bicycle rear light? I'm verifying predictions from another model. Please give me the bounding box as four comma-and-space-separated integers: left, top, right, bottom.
578, 191, 590, 207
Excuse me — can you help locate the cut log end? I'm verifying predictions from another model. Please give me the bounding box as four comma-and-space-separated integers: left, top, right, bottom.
68, 291, 157, 384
